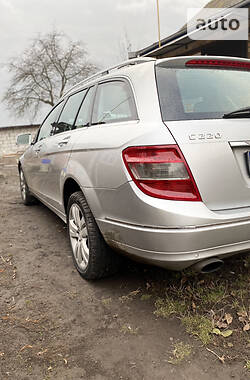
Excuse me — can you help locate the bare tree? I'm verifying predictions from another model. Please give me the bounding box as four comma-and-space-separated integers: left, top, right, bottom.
3, 31, 98, 117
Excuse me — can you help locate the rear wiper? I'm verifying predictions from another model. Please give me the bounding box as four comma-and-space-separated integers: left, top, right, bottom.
223, 106, 250, 119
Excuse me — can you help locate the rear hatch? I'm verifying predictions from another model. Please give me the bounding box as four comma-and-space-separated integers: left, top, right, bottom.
156, 57, 250, 211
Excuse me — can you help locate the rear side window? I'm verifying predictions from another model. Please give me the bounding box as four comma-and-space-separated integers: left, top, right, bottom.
54, 90, 86, 134
75, 87, 95, 128
92, 80, 137, 124
156, 66, 250, 121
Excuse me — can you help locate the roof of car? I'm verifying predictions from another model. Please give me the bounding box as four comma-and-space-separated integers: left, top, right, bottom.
62, 55, 250, 98
63, 58, 155, 98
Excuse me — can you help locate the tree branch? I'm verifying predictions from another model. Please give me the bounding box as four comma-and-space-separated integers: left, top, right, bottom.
3, 30, 98, 117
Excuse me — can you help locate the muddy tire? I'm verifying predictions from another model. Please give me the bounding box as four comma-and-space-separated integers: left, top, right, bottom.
19, 168, 37, 205
67, 191, 120, 280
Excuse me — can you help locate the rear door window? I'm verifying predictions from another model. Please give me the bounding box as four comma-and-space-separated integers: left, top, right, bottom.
54, 90, 86, 134
92, 80, 137, 124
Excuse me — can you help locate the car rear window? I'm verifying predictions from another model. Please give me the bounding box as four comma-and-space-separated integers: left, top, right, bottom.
156, 66, 250, 121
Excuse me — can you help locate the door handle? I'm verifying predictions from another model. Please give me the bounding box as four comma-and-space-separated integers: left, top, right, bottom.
34, 145, 42, 154
58, 136, 71, 148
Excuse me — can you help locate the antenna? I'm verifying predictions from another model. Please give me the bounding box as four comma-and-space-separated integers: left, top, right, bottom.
156, 0, 161, 48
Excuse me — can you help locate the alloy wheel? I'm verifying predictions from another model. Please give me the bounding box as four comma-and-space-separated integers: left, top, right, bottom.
69, 203, 89, 270
20, 170, 26, 201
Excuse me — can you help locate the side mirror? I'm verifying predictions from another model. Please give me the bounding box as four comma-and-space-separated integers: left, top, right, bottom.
16, 133, 32, 146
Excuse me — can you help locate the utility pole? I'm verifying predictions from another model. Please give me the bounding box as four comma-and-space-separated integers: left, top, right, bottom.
156, 0, 161, 48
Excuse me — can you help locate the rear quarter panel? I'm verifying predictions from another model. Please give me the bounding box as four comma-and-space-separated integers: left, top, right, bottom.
65, 120, 176, 219
64, 65, 177, 219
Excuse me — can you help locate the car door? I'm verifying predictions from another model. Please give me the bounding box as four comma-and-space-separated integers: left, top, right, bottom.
41, 86, 96, 213
67, 79, 139, 206
23, 101, 65, 196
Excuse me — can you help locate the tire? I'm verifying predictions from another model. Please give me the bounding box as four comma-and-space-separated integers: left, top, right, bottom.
19, 168, 37, 205
67, 191, 120, 280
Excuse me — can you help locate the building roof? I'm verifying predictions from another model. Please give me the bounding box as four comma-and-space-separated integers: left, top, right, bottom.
130, 0, 250, 58
0, 124, 39, 131
206, 0, 245, 7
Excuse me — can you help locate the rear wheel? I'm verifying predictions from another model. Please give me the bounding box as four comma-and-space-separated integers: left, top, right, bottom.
19, 168, 36, 205
67, 191, 120, 280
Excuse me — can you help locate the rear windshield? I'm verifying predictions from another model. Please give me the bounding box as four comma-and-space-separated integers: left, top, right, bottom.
156, 66, 250, 121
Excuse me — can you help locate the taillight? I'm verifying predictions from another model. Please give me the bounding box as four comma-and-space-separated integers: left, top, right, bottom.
122, 145, 201, 201
186, 59, 250, 70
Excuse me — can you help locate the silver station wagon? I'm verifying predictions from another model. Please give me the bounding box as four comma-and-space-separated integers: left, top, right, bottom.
18, 56, 250, 279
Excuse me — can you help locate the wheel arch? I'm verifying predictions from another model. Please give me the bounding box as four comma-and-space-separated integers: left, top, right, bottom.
63, 177, 103, 222
63, 177, 82, 213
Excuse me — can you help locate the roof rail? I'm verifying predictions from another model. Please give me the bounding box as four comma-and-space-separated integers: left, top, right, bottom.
63, 57, 156, 97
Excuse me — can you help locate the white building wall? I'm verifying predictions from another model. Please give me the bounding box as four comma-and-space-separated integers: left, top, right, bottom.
0, 125, 38, 156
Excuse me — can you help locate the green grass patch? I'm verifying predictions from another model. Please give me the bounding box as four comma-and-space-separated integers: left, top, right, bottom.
168, 342, 192, 365
202, 286, 225, 304
188, 284, 226, 307
150, 253, 249, 355
154, 297, 186, 318
182, 315, 213, 345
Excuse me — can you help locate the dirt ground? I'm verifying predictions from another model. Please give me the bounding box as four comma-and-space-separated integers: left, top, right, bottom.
0, 158, 249, 380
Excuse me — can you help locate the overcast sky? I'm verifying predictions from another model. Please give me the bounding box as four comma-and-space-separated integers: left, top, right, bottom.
0, 0, 208, 126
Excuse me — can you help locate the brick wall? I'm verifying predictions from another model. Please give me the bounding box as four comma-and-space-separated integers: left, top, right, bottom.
0, 125, 39, 156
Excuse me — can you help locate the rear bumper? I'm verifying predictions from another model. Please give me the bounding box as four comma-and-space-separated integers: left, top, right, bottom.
97, 217, 250, 270
85, 182, 250, 270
